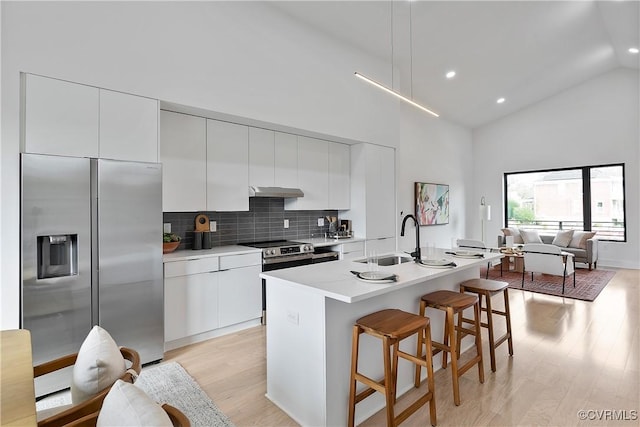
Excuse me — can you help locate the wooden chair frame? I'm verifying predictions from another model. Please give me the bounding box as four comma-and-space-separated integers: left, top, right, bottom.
34, 347, 141, 427
63, 403, 190, 427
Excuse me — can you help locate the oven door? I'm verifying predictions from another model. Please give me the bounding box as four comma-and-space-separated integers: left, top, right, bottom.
261, 253, 313, 325
311, 248, 340, 264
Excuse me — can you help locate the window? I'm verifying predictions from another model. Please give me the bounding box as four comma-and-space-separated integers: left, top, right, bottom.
504, 164, 626, 242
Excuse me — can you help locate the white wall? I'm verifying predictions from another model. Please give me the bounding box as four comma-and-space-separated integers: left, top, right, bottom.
396, 106, 473, 254
472, 68, 640, 269
1, 2, 472, 328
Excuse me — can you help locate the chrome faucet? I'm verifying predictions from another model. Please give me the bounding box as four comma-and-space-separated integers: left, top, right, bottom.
400, 214, 421, 262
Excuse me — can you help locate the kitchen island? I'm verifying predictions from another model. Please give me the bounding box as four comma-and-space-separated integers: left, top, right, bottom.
261, 251, 502, 427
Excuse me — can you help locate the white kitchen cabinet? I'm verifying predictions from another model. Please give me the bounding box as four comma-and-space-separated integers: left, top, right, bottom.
160, 111, 207, 212
330, 240, 364, 261
286, 136, 328, 210
365, 237, 396, 256
99, 89, 158, 162
207, 120, 249, 211
23, 74, 99, 158
249, 127, 275, 187
328, 142, 350, 209
274, 132, 298, 187
218, 253, 262, 328
164, 257, 220, 342
342, 143, 396, 240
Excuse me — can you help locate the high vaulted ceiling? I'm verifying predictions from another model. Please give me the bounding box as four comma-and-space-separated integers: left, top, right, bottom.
269, 1, 640, 128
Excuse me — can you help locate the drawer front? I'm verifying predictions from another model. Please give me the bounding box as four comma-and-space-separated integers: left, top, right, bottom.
341, 241, 364, 253
164, 257, 219, 278
219, 252, 262, 270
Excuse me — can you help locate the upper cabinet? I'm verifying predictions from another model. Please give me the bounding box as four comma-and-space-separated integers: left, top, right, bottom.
207, 119, 249, 212
343, 143, 395, 239
248, 127, 275, 187
274, 132, 298, 187
23, 74, 99, 158
286, 136, 329, 211
328, 142, 350, 210
99, 89, 158, 162
22, 74, 158, 162
160, 111, 207, 212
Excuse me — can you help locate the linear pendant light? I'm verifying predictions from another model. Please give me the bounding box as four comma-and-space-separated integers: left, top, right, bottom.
354, 72, 439, 117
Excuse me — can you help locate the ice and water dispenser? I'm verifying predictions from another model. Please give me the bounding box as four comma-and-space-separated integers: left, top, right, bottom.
37, 234, 78, 279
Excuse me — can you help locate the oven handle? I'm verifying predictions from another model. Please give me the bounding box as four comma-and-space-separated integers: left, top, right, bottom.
263, 253, 313, 265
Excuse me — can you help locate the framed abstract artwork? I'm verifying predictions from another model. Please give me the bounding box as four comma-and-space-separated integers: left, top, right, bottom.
415, 182, 449, 226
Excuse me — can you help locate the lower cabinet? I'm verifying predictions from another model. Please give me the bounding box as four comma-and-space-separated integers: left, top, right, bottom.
330, 240, 365, 261
218, 253, 262, 328
163, 252, 262, 347
164, 271, 219, 342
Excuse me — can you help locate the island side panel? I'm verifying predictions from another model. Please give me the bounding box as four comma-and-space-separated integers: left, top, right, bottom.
265, 277, 327, 426
325, 268, 479, 427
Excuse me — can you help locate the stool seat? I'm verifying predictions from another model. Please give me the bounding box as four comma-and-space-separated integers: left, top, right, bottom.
417, 290, 484, 406
458, 278, 508, 294
420, 290, 477, 312
349, 309, 436, 427
459, 278, 513, 372
357, 309, 430, 340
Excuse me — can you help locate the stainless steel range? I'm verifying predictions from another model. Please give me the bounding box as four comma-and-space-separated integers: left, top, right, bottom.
242, 240, 338, 324
245, 240, 315, 270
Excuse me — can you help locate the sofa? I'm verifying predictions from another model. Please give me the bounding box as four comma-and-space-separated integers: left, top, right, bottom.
499, 227, 599, 270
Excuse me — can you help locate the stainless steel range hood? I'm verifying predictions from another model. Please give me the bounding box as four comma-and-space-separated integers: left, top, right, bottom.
249, 186, 304, 198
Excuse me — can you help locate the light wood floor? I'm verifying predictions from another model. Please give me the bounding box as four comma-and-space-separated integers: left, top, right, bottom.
164, 268, 639, 426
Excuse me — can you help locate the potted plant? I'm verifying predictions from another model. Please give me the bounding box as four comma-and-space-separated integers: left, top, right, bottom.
163, 233, 181, 253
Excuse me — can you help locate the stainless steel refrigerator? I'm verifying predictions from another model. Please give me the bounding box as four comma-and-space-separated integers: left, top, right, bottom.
21, 153, 164, 396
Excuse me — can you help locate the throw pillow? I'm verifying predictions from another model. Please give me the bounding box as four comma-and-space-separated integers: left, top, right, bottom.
71, 325, 126, 404
501, 227, 524, 244
520, 229, 542, 244
97, 380, 173, 427
552, 230, 574, 248
569, 231, 596, 249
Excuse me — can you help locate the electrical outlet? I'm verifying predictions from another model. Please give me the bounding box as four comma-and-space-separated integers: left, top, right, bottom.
317, 217, 324, 226
284, 219, 289, 229
210, 221, 217, 232
163, 223, 171, 233
286, 310, 299, 325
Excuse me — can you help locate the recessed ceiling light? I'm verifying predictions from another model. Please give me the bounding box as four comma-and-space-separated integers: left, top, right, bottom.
629, 47, 639, 54
445, 70, 456, 79
497, 97, 505, 104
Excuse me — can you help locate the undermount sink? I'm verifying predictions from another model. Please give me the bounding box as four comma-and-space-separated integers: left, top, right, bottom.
355, 254, 414, 266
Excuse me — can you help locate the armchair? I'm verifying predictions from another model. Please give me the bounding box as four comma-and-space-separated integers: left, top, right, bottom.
522, 243, 575, 294
34, 326, 141, 427
456, 239, 500, 279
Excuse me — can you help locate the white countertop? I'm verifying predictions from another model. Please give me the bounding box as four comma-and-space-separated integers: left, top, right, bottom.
293, 236, 365, 247
260, 251, 502, 304
163, 245, 262, 262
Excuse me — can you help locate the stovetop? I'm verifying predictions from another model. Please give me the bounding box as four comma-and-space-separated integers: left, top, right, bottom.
241, 240, 293, 249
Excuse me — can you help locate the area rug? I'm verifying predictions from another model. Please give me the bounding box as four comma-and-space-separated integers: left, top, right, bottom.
136, 362, 235, 427
36, 362, 234, 427
481, 267, 616, 301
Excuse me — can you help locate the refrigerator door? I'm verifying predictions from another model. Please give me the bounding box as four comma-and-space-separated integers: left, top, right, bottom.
96, 159, 164, 364
21, 154, 92, 396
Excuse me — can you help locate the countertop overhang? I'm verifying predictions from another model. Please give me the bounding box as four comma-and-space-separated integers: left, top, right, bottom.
260, 251, 503, 304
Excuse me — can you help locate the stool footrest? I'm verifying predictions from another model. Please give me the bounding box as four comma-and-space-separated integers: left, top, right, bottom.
455, 355, 483, 378
395, 391, 435, 426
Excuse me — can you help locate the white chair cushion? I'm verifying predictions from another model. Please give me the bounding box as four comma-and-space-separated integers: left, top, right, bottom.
520, 229, 543, 244
97, 380, 173, 427
501, 227, 523, 244
569, 231, 596, 249
71, 325, 126, 404
552, 230, 574, 248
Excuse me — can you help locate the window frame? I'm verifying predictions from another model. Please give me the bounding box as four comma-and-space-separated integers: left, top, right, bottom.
503, 163, 626, 242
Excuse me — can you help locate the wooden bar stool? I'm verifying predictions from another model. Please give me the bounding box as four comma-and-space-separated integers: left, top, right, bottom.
416, 290, 484, 406
458, 278, 513, 372
348, 309, 436, 427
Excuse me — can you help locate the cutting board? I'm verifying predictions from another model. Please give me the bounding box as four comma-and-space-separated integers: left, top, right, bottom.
194, 214, 210, 232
